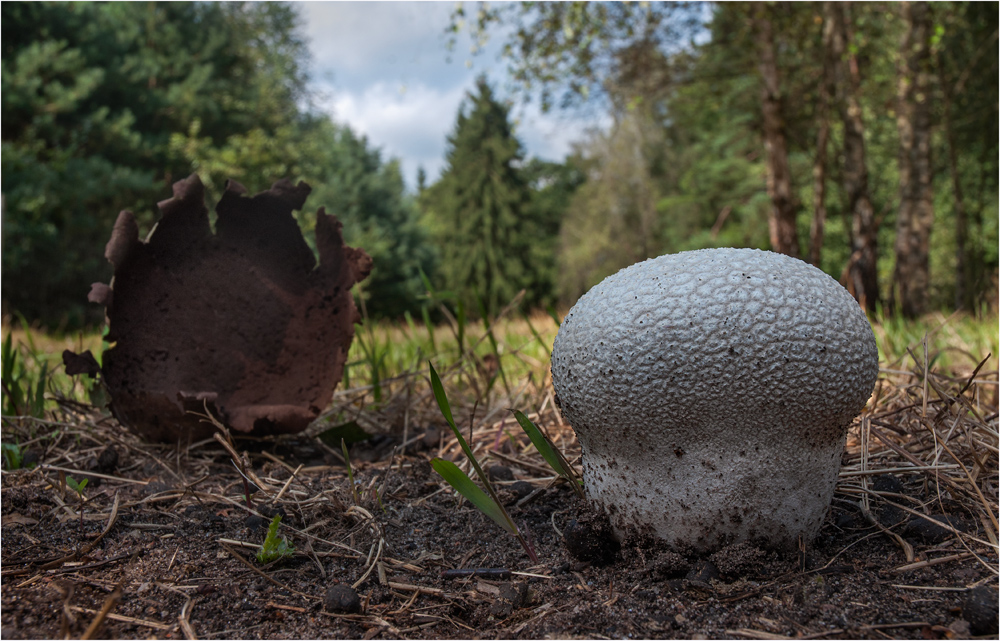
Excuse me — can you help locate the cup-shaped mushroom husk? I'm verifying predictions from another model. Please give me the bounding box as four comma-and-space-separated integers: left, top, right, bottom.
551, 248, 878, 553
88, 175, 371, 442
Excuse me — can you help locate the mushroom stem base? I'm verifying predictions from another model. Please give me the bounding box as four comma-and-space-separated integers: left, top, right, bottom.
581, 433, 847, 553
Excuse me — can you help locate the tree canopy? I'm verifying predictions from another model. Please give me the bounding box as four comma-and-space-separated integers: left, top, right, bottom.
456, 1, 998, 313
3, 2, 996, 328
420, 77, 549, 317
1, 1, 429, 325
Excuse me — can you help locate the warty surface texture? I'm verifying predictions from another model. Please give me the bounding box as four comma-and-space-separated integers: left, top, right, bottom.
550, 248, 878, 551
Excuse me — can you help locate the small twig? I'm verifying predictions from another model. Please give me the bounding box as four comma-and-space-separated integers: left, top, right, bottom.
352, 537, 384, 589
212, 430, 255, 509
487, 449, 560, 477
81, 582, 122, 640
891, 552, 975, 574
178, 596, 198, 640
50, 551, 137, 576
515, 486, 548, 509
58, 580, 75, 639
935, 437, 999, 532
265, 601, 307, 613
387, 581, 444, 595
69, 606, 172, 632
858, 621, 933, 632
440, 568, 511, 579
271, 464, 304, 504
39, 465, 150, 485
38, 492, 121, 571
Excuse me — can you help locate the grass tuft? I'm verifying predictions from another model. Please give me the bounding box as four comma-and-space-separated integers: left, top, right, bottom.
256, 514, 296, 564
428, 362, 538, 563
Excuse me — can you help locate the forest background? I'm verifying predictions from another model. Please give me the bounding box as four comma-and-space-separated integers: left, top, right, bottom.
2, 1, 997, 330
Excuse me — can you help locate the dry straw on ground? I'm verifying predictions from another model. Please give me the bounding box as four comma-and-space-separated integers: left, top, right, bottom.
1, 314, 997, 639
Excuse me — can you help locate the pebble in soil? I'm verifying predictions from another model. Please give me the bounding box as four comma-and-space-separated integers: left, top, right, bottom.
21, 450, 40, 469
508, 480, 535, 501
906, 514, 965, 544
324, 584, 362, 614
871, 474, 907, 528
961, 585, 999, 635
489, 582, 528, 619
562, 514, 619, 565
686, 560, 721, 586
646, 549, 690, 581
96, 445, 119, 473
488, 465, 514, 482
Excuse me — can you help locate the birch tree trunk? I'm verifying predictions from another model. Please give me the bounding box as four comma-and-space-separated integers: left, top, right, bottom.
828, 2, 880, 312
939, 56, 970, 311
893, 1, 935, 318
752, 4, 801, 258
809, 4, 836, 268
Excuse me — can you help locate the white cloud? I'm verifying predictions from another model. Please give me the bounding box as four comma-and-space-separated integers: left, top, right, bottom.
321, 81, 470, 185
296, 2, 467, 91
320, 81, 594, 188
296, 1, 598, 190
512, 102, 600, 165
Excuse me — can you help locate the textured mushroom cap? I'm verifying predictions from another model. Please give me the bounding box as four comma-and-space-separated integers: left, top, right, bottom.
551, 248, 878, 552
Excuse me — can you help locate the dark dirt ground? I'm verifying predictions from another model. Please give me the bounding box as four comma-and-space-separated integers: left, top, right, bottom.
2, 364, 998, 640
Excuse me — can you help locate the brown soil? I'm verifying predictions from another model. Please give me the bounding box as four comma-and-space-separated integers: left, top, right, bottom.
2, 360, 997, 640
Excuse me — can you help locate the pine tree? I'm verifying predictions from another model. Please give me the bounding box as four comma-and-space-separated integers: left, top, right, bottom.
421, 77, 536, 316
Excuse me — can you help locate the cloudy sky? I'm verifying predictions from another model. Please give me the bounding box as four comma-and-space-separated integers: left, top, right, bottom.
293, 1, 596, 190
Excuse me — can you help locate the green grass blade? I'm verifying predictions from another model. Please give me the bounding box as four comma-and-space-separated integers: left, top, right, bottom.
66, 476, 88, 493
16, 312, 38, 354
10, 387, 24, 416
511, 410, 584, 498
512, 410, 568, 477
31, 362, 48, 417
420, 306, 437, 352
341, 438, 359, 505
430, 458, 516, 535
522, 311, 549, 350
546, 305, 562, 328
2, 443, 23, 470
428, 362, 458, 430
455, 299, 466, 356
2, 332, 14, 382
403, 310, 417, 341
257, 514, 295, 563
476, 293, 511, 396
428, 362, 517, 531
1, 333, 18, 416
418, 267, 437, 298
356, 320, 384, 402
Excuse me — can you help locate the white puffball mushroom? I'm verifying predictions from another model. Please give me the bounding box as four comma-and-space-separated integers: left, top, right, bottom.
551, 248, 878, 552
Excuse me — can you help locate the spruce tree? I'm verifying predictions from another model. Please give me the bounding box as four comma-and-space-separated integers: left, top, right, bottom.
422, 77, 535, 317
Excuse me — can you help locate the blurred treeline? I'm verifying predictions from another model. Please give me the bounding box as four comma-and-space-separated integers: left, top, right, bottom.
2, 2, 997, 330
2, 1, 436, 327
458, 1, 998, 317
